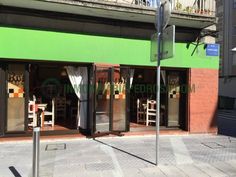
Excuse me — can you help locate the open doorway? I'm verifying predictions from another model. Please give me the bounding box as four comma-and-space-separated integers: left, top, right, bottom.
129, 67, 188, 132
28, 63, 89, 132
93, 66, 130, 135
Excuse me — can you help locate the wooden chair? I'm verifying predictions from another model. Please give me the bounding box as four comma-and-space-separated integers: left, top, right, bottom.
28, 100, 37, 127
146, 99, 156, 126
41, 99, 55, 127
55, 97, 67, 122
137, 99, 146, 124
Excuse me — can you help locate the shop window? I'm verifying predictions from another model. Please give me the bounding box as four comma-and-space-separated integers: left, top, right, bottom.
7, 64, 25, 132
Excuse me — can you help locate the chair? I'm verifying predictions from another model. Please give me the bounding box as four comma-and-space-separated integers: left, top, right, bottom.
41, 99, 55, 127
137, 99, 146, 124
28, 100, 37, 127
146, 99, 156, 126
55, 97, 67, 122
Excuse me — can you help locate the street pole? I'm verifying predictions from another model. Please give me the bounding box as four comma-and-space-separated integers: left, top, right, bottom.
156, 0, 163, 166
32, 127, 40, 177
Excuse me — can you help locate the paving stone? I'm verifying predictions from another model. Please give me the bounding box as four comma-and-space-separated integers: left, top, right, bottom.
177, 164, 211, 177
158, 165, 187, 177
170, 137, 193, 165
194, 163, 227, 177
226, 160, 236, 168
212, 161, 236, 176
123, 168, 145, 177
76, 171, 102, 177
0, 167, 18, 177
53, 167, 81, 177
85, 162, 114, 171
140, 167, 167, 177
1, 135, 236, 177
48, 173, 77, 177
100, 170, 117, 177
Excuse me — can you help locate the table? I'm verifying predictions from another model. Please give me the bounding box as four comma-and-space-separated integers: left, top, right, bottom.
37, 104, 47, 128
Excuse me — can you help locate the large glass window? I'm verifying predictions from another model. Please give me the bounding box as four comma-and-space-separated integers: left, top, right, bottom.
7, 64, 25, 132
94, 66, 129, 134
167, 72, 180, 127
0, 67, 3, 135
112, 68, 129, 131
95, 67, 111, 133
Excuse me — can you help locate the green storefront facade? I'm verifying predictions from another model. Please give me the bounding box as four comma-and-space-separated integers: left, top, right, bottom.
0, 26, 219, 137
0, 27, 218, 68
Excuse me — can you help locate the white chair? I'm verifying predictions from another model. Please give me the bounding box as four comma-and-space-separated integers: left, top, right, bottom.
137, 99, 146, 124
146, 99, 156, 126
28, 100, 37, 127
41, 99, 55, 127
33, 95, 36, 102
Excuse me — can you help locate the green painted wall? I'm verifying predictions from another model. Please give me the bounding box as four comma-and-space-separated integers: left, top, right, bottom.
0, 27, 219, 69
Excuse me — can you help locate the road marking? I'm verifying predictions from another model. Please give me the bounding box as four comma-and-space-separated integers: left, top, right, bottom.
100, 144, 124, 177
170, 137, 193, 165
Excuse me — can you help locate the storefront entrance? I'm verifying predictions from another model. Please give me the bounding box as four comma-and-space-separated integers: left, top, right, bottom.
93, 66, 130, 134
0, 62, 188, 137
0, 62, 91, 136
129, 67, 188, 131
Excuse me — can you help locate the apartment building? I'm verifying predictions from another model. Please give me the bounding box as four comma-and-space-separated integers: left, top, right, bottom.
0, 0, 218, 137
217, 0, 236, 109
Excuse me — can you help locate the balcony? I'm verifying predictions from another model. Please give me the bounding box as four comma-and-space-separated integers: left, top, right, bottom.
106, 0, 216, 16
0, 0, 216, 29
171, 0, 215, 16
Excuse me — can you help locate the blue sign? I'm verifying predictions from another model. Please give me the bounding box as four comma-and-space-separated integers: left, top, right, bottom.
206, 44, 220, 56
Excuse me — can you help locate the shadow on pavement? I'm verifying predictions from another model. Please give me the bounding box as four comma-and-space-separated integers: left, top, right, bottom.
218, 110, 236, 137
9, 166, 22, 177
94, 139, 156, 165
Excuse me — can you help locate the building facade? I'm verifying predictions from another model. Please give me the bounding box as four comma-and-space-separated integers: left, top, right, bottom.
217, 0, 236, 108
0, 0, 218, 137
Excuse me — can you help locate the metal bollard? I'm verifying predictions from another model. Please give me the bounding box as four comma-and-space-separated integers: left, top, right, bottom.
32, 127, 40, 177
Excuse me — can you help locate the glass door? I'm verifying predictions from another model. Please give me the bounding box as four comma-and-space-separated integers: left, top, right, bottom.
167, 72, 180, 127
94, 66, 129, 134
0, 65, 5, 136
95, 67, 112, 133
6, 64, 27, 132
112, 67, 129, 132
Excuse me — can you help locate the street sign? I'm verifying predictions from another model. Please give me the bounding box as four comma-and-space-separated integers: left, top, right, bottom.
151, 25, 175, 62
206, 44, 220, 56
155, 0, 172, 30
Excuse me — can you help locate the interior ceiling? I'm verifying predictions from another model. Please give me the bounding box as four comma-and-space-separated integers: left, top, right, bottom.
0, 0, 215, 29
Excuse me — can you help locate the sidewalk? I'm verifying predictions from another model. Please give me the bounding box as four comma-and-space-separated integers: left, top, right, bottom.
0, 134, 236, 177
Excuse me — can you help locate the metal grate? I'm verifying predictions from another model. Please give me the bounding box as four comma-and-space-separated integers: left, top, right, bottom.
45, 143, 66, 151
201, 142, 225, 149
